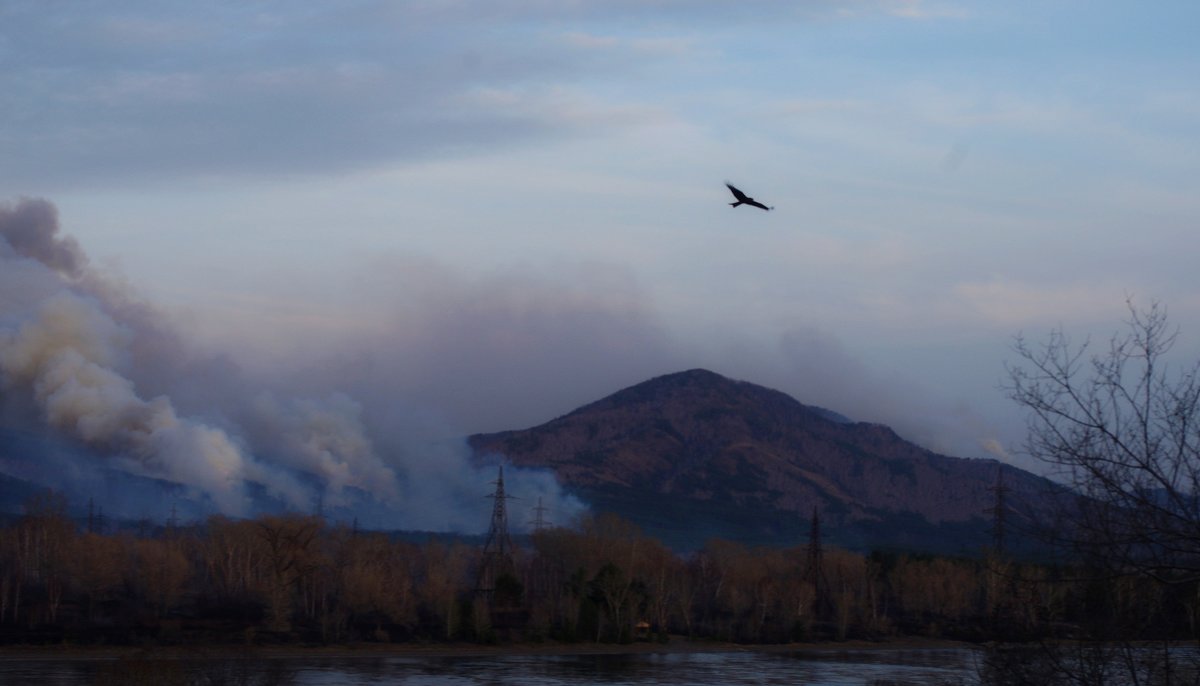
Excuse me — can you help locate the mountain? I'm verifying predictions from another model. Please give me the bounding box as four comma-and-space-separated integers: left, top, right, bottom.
469, 369, 1053, 554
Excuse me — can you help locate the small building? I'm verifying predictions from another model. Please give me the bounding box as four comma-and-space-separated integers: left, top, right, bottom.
635, 620, 652, 641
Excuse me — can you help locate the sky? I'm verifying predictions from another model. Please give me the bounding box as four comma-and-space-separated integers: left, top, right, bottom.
3, 1, 1200, 528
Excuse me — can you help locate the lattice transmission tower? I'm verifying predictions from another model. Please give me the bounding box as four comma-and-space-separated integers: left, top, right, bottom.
475, 465, 516, 598
804, 507, 834, 620
530, 496, 549, 533
987, 464, 1010, 556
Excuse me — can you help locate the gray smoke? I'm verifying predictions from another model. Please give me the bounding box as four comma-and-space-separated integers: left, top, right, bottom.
0, 198, 86, 279
0, 292, 252, 513
0, 197, 586, 529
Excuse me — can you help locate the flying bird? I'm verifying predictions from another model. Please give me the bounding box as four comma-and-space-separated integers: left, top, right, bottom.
725, 182, 772, 211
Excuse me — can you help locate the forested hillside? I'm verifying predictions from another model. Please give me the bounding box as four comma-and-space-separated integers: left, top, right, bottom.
472, 369, 1054, 552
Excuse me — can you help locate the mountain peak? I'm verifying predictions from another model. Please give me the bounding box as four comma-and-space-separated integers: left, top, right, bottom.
575, 368, 740, 410
601, 368, 734, 397
576, 368, 853, 427
470, 370, 1049, 553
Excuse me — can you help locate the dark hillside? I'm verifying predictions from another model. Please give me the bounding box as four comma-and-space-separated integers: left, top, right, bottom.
471, 369, 1052, 553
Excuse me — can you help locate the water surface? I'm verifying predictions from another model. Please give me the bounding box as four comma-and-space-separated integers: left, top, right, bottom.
0, 647, 980, 685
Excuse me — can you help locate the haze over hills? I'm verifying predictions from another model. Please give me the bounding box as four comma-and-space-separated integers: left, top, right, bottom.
0, 364, 1057, 555
470, 369, 1054, 553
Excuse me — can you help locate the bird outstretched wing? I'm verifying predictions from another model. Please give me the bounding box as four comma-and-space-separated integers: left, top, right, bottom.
725, 181, 772, 210
725, 182, 750, 203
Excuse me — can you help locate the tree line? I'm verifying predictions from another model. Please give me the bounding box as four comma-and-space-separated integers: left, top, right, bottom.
0, 489, 1192, 648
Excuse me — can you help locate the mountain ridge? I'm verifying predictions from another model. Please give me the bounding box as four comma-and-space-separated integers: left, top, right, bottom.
470, 368, 1050, 553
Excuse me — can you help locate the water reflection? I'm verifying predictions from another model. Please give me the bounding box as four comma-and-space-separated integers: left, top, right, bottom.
0, 648, 981, 685
289, 649, 979, 686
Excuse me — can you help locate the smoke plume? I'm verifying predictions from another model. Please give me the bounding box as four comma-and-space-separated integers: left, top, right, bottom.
0, 292, 253, 513
0, 198, 86, 279
0, 197, 585, 529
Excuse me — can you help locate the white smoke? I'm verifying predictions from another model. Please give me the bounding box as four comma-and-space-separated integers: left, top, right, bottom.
979, 438, 1011, 461
245, 392, 399, 508
0, 196, 586, 528
0, 257, 258, 514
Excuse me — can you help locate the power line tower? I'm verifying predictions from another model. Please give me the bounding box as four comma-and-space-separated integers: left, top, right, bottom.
987, 464, 1009, 556
804, 507, 833, 621
985, 463, 1014, 631
475, 465, 516, 599
530, 496, 549, 533
166, 504, 179, 538
85, 498, 108, 535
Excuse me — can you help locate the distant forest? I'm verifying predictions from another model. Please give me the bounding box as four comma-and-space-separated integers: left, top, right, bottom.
0, 490, 1192, 647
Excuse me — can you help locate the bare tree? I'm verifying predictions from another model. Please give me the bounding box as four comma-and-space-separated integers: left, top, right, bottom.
1006, 300, 1200, 583
1001, 300, 1200, 684
69, 532, 125, 621
131, 537, 190, 618
256, 515, 323, 632
16, 491, 74, 625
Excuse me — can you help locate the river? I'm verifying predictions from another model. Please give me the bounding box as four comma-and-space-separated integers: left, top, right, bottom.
0, 647, 980, 685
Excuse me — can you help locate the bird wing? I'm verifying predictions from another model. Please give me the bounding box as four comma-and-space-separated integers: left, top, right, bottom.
747, 200, 771, 211
725, 182, 749, 202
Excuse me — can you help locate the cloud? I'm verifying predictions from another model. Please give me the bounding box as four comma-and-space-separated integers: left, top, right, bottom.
0, 1, 970, 190
560, 31, 620, 50
0, 3, 674, 189
558, 30, 696, 58
952, 279, 1126, 329
457, 86, 671, 132
879, 0, 967, 19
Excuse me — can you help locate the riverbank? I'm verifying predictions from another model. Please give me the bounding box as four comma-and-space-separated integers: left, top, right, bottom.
0, 636, 979, 661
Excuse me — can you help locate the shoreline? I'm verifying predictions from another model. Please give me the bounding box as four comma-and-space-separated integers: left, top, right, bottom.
0, 636, 980, 661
